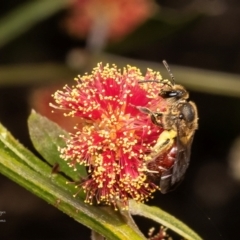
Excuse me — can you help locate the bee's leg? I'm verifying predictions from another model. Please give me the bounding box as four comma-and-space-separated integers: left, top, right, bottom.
151, 130, 176, 158
161, 173, 172, 180
133, 105, 163, 127
160, 169, 172, 194
150, 113, 163, 127
134, 106, 152, 115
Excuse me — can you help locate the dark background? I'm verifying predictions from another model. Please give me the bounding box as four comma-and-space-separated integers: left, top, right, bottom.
0, 0, 240, 239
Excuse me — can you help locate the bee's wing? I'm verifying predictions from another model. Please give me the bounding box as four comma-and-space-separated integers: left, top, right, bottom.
160, 135, 194, 193
172, 134, 194, 186
160, 168, 174, 194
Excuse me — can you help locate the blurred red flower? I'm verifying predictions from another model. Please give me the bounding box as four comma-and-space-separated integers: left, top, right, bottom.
65, 0, 156, 42
148, 226, 169, 240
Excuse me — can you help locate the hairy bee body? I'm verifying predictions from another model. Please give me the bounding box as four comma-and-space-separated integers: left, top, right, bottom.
139, 61, 198, 193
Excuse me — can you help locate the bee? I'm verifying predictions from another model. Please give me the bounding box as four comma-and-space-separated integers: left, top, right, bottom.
138, 60, 198, 193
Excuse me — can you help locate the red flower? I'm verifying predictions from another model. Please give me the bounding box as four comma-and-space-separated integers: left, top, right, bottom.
65, 0, 156, 42
52, 63, 167, 209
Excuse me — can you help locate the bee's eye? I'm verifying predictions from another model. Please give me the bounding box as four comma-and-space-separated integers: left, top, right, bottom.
179, 113, 184, 120
160, 90, 182, 98
160, 88, 187, 100
179, 102, 195, 122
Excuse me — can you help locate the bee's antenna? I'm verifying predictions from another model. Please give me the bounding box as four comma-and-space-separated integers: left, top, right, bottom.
163, 60, 175, 85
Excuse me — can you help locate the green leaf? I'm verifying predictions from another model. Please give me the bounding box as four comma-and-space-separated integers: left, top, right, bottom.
0, 0, 69, 48
0, 122, 145, 240
129, 200, 202, 240
0, 122, 77, 195
28, 110, 87, 181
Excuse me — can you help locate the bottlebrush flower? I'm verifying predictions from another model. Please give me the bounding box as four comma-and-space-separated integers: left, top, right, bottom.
52, 63, 168, 209
65, 0, 157, 42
